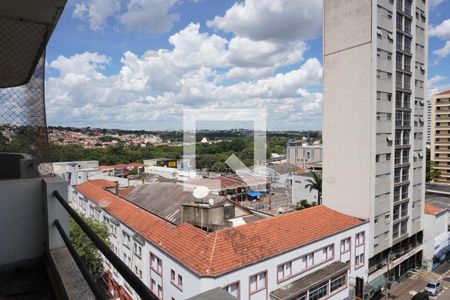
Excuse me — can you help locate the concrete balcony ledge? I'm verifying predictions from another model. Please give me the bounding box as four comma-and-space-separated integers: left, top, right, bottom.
48, 246, 95, 300
0, 174, 96, 299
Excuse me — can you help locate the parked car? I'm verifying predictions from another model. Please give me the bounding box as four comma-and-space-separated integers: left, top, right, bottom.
412, 292, 430, 300
412, 292, 429, 300
424, 281, 442, 296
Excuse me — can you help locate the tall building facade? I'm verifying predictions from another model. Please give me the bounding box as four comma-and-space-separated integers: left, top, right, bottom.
322, 0, 427, 283
426, 98, 432, 145
431, 90, 450, 184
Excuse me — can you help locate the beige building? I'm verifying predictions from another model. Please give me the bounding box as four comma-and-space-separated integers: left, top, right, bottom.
322, 0, 427, 283
286, 141, 323, 170
431, 90, 450, 184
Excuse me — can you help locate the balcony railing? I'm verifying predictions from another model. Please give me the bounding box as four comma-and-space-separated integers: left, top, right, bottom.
53, 191, 158, 300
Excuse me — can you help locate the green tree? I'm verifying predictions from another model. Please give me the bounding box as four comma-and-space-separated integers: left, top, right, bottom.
426, 148, 440, 182
211, 161, 226, 172
69, 217, 109, 280
304, 172, 322, 205
295, 199, 317, 210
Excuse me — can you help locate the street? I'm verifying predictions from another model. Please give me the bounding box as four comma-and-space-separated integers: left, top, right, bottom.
385, 266, 450, 300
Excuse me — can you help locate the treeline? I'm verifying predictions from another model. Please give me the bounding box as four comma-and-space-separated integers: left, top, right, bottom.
50, 136, 289, 170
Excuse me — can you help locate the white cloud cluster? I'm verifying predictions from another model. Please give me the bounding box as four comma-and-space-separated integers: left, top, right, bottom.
428, 75, 450, 97
119, 0, 179, 33
430, 0, 446, 9
207, 0, 322, 42
73, 0, 120, 31
73, 0, 180, 33
46, 22, 323, 129
430, 19, 450, 58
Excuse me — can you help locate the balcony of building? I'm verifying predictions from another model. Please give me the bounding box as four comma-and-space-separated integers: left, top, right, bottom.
368, 232, 423, 281
0, 154, 157, 299
0, 1, 157, 299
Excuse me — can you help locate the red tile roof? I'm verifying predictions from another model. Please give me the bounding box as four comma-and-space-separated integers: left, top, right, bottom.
424, 204, 445, 216
127, 163, 144, 168
89, 179, 118, 189
184, 176, 247, 191
436, 90, 450, 96
99, 163, 144, 170
294, 168, 307, 175
118, 187, 134, 197
75, 181, 365, 276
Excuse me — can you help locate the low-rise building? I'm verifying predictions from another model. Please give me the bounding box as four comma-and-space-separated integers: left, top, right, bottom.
423, 204, 450, 270
99, 163, 144, 177
72, 180, 369, 300
122, 182, 264, 228
144, 158, 178, 169
286, 142, 322, 171
291, 172, 320, 205
53, 160, 100, 185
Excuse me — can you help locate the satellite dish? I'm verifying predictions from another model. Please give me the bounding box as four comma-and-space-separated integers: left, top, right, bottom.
193, 186, 210, 199
208, 198, 215, 205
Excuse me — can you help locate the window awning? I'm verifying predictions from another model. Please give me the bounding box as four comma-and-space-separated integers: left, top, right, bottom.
270, 261, 348, 300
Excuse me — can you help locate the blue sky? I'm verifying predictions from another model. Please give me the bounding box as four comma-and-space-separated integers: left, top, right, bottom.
45, 0, 450, 130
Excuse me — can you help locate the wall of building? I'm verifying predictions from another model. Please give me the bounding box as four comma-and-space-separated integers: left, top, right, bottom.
0, 178, 45, 267
323, 0, 375, 221
71, 188, 369, 300
291, 174, 319, 204
423, 211, 449, 269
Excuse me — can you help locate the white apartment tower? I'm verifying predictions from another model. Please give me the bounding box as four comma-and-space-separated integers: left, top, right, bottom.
323, 0, 428, 283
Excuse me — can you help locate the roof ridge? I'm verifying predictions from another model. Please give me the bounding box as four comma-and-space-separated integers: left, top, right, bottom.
207, 233, 219, 274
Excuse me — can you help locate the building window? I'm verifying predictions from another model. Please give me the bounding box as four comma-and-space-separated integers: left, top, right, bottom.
249, 271, 267, 293
224, 282, 240, 299
330, 273, 347, 293
170, 269, 175, 282
123, 232, 131, 248
150, 253, 162, 275
341, 237, 351, 253
158, 285, 162, 299
324, 244, 334, 259
178, 275, 183, 290
309, 282, 328, 300
134, 242, 142, 258
355, 253, 365, 269
277, 262, 292, 281
151, 278, 156, 290
355, 232, 365, 246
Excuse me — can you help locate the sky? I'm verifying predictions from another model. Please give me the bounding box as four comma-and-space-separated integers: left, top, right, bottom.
45, 0, 450, 131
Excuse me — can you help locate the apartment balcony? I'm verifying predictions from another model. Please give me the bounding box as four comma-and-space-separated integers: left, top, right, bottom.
0, 2, 157, 299
436, 99, 450, 106
0, 154, 157, 300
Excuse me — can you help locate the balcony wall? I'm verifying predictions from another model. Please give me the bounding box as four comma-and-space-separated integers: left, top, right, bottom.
0, 178, 46, 267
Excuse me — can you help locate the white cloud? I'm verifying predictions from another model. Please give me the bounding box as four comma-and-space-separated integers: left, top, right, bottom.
434, 41, 450, 58
430, 0, 446, 9
119, 0, 179, 33
430, 19, 450, 39
226, 37, 308, 69
428, 75, 450, 97
73, 0, 180, 33
207, 0, 322, 42
46, 22, 322, 130
73, 0, 120, 31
